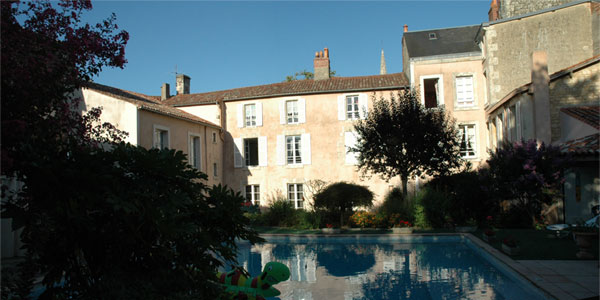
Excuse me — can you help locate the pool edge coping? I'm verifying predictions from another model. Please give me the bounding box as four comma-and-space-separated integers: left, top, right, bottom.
257, 232, 558, 300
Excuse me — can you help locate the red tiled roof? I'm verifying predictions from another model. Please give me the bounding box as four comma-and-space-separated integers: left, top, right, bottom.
83, 82, 220, 128
560, 133, 599, 155
561, 106, 600, 130
163, 72, 409, 107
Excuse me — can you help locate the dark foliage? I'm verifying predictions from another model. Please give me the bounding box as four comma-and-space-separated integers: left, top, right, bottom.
483, 140, 571, 227
313, 182, 373, 227
352, 90, 462, 197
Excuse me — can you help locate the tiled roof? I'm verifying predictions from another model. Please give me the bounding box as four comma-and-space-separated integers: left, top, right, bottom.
403, 25, 481, 59
163, 72, 409, 107
561, 106, 600, 130
560, 133, 599, 156
83, 82, 220, 128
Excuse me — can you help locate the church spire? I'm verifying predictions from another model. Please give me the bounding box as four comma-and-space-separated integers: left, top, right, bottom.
380, 48, 387, 75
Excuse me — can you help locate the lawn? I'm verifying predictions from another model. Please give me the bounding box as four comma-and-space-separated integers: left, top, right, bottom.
253, 226, 599, 260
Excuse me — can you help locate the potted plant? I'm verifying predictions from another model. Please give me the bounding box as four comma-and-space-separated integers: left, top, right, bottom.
321, 223, 340, 234
483, 229, 496, 242
388, 214, 413, 234
571, 222, 598, 259
501, 236, 520, 255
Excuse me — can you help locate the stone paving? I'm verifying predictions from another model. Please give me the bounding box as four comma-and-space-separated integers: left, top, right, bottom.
517, 260, 599, 300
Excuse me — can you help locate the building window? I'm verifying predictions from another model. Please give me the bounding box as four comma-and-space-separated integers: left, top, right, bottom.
428, 33, 437, 40
213, 162, 218, 177
286, 135, 302, 164
244, 104, 256, 127
288, 183, 304, 209
458, 124, 476, 158
246, 185, 260, 206
455, 76, 474, 107
189, 135, 201, 169
508, 105, 517, 142
244, 138, 259, 166
212, 132, 217, 143
286, 100, 299, 124
496, 114, 503, 146
346, 95, 360, 120
423, 78, 440, 108
153, 125, 169, 149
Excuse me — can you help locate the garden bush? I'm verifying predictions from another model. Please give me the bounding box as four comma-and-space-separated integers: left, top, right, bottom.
314, 182, 374, 227
419, 187, 451, 228
377, 187, 414, 223
294, 210, 322, 229
262, 198, 297, 227
350, 211, 388, 228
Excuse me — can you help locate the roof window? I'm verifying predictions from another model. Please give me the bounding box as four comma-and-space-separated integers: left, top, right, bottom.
429, 33, 437, 40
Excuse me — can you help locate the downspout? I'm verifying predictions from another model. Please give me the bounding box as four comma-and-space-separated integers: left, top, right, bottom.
204, 125, 208, 177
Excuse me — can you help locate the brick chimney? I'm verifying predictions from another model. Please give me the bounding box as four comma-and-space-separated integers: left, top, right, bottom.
531, 51, 551, 144
403, 24, 408, 32
488, 0, 500, 22
161, 83, 170, 100
313, 48, 330, 80
176, 74, 191, 95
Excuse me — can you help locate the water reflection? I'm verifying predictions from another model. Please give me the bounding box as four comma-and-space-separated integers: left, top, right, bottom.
231, 240, 542, 300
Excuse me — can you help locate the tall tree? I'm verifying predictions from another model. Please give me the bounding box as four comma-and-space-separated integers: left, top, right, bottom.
352, 90, 463, 197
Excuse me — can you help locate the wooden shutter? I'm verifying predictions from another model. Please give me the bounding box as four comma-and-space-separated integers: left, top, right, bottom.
301, 133, 311, 165
279, 100, 286, 124
256, 102, 263, 126
258, 136, 267, 167
237, 104, 244, 128
276, 135, 285, 166
298, 98, 306, 124
345, 131, 358, 165
233, 137, 243, 168
337, 95, 346, 120
358, 94, 368, 119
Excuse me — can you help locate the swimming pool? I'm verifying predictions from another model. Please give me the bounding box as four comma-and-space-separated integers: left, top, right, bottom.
229, 235, 550, 300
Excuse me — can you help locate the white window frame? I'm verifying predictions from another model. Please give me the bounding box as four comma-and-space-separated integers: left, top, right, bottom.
495, 113, 503, 147
153, 124, 170, 149
338, 93, 368, 121
455, 74, 475, 108
286, 100, 299, 124
246, 184, 260, 206
237, 102, 262, 128
287, 183, 304, 209
244, 104, 256, 127
188, 132, 202, 170
458, 124, 477, 159
286, 135, 302, 165
346, 95, 360, 120
344, 131, 359, 165
419, 74, 444, 108
244, 138, 259, 167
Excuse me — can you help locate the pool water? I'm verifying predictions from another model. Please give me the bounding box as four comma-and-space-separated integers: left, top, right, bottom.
228, 236, 548, 300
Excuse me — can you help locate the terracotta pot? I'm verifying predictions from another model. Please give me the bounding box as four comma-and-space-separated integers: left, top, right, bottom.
392, 227, 413, 234
321, 228, 341, 234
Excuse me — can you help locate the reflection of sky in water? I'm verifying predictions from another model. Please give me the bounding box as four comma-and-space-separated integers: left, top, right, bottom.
227, 237, 546, 300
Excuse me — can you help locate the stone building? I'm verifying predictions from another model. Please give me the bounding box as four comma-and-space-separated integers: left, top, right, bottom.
163, 49, 410, 207
402, 24, 489, 167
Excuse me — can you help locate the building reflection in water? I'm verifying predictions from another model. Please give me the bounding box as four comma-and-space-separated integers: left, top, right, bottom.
230, 241, 542, 300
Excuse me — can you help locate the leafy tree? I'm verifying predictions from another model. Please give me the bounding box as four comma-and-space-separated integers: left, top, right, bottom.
3, 143, 262, 299
285, 69, 336, 82
483, 139, 571, 227
313, 182, 373, 227
352, 90, 462, 197
1, 1, 262, 298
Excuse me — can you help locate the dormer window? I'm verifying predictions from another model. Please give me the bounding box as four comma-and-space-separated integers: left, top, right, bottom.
429, 33, 437, 40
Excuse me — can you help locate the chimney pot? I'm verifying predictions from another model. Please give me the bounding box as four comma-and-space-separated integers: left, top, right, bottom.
404, 24, 408, 32
161, 83, 170, 100
488, 0, 500, 21
176, 74, 191, 95
313, 48, 330, 80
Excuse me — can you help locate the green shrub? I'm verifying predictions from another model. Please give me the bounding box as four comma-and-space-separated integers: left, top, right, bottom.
419, 187, 451, 228
263, 198, 297, 227
378, 187, 414, 222
314, 182, 374, 227
413, 197, 429, 229
294, 210, 322, 229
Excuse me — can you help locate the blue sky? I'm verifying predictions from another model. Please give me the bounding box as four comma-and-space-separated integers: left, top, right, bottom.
85, 1, 491, 96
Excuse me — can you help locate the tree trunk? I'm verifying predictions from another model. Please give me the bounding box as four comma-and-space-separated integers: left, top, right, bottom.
401, 175, 408, 199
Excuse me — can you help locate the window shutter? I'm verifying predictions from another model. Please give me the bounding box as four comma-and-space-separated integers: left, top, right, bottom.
468, 125, 477, 156
345, 131, 358, 165
233, 138, 243, 168
301, 133, 311, 165
237, 104, 244, 128
358, 94, 368, 119
256, 102, 263, 126
337, 96, 346, 121
258, 136, 267, 166
153, 130, 160, 148
279, 100, 286, 124
516, 101, 522, 141
276, 135, 285, 166
298, 98, 306, 124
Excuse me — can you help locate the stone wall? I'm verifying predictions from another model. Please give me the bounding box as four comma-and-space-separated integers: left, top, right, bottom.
549, 61, 600, 142
499, 0, 573, 19
484, 2, 595, 105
